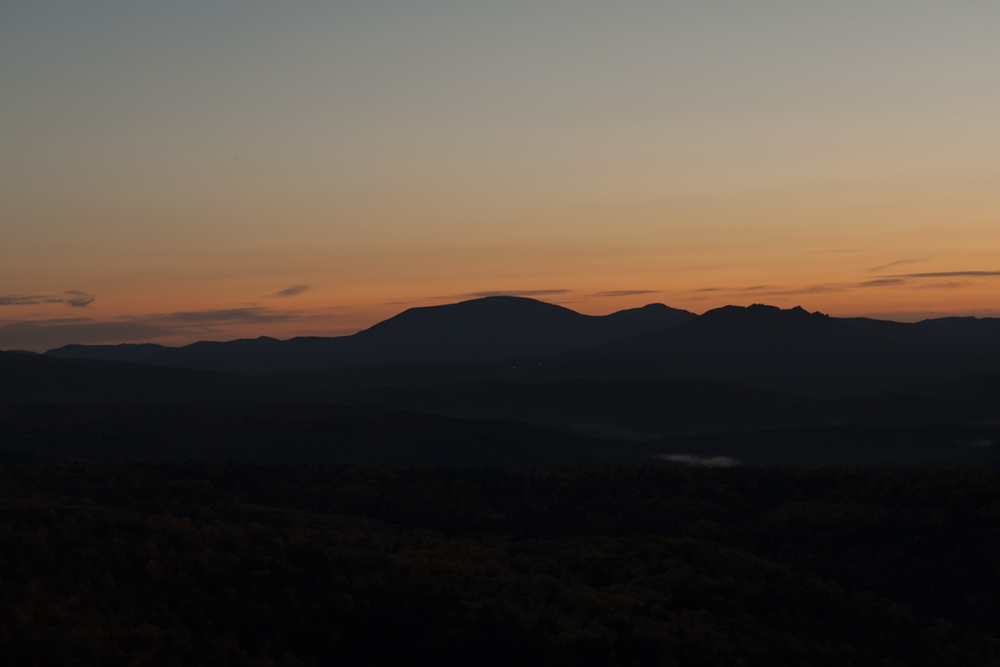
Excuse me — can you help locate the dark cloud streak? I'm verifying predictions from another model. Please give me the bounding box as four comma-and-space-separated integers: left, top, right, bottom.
65, 296, 95, 308
464, 289, 572, 298
0, 320, 166, 349
0, 296, 48, 306
769, 285, 846, 295
895, 270, 1000, 278
696, 277, 910, 298
0, 291, 95, 307
869, 258, 926, 273
0, 306, 302, 351
590, 290, 660, 297
162, 308, 297, 324
271, 284, 310, 298
858, 278, 905, 288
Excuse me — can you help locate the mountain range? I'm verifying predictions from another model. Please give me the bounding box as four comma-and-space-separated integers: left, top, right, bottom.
549, 304, 1000, 388
42, 297, 1000, 392
44, 296, 696, 374
3, 295, 1000, 468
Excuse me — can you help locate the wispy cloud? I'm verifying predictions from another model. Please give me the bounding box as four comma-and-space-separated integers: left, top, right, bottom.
894, 270, 1000, 278
0, 295, 49, 306
63, 291, 95, 307
589, 290, 660, 297
270, 284, 310, 298
737, 285, 779, 292
0, 291, 94, 308
0, 319, 165, 349
161, 308, 296, 324
687, 269, 989, 305
869, 258, 927, 273
464, 289, 573, 298
857, 278, 906, 288
737, 284, 849, 296
0, 306, 304, 351
698, 277, 910, 298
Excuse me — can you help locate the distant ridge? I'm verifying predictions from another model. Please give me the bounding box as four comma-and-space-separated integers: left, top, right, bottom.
0, 348, 267, 405
44, 296, 696, 375
538, 303, 1000, 390
33, 300, 1000, 390
9, 300, 1000, 469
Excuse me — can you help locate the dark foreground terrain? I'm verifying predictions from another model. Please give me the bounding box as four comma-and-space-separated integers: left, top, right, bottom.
2, 404, 998, 469
1, 461, 999, 666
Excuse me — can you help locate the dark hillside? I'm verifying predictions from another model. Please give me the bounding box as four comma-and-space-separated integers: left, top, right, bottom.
1, 403, 997, 469
352, 297, 694, 362
530, 304, 1000, 392
0, 349, 266, 405
7, 350, 1000, 463
44, 297, 695, 374
0, 404, 661, 467
1, 463, 997, 665
38, 301, 1000, 394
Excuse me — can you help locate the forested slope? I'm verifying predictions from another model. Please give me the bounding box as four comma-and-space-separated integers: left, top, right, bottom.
1, 462, 997, 665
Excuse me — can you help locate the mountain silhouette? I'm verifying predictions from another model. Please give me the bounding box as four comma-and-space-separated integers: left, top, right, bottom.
526, 304, 1000, 392
44, 296, 695, 374
37, 300, 1000, 390
9, 327, 1000, 468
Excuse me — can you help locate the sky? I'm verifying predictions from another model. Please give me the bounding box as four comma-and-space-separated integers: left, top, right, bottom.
2, 1, 999, 351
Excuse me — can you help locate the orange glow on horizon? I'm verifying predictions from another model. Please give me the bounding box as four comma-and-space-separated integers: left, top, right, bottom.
3, 2, 999, 350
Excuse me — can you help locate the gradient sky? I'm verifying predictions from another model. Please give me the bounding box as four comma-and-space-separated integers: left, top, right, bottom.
3, 1, 999, 350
